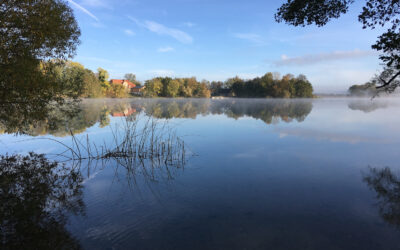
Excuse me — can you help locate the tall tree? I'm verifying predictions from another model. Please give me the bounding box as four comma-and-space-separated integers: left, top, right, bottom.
275, 0, 400, 92
0, 0, 81, 104
97, 68, 109, 86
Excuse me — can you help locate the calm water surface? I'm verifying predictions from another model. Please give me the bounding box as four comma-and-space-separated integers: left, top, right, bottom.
2, 98, 400, 249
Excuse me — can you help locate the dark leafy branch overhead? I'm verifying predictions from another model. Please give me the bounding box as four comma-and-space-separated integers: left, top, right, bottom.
275, 0, 400, 92
275, 0, 355, 27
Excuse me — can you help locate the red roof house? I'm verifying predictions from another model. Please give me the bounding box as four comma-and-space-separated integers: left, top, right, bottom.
110, 79, 136, 89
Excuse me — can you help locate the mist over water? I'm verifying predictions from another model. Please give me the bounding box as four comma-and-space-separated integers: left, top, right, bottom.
2, 98, 400, 249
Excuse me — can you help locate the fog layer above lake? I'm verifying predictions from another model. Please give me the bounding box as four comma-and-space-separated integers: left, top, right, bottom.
2, 98, 400, 250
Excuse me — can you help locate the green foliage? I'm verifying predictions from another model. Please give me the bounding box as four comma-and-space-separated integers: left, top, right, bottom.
107, 84, 129, 98
144, 78, 163, 97
221, 73, 313, 98
163, 78, 180, 97
49, 61, 104, 98
144, 74, 311, 98
145, 77, 211, 98
0, 0, 80, 105
275, 0, 400, 91
97, 67, 109, 87
82, 69, 103, 98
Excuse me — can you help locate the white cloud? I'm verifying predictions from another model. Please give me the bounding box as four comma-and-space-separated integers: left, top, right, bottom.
158, 46, 174, 53
124, 29, 135, 36
148, 69, 175, 77
275, 49, 377, 66
182, 22, 196, 28
233, 33, 264, 44
129, 17, 193, 44
68, 0, 99, 22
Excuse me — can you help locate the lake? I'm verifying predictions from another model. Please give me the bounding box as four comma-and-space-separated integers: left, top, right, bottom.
2, 98, 400, 249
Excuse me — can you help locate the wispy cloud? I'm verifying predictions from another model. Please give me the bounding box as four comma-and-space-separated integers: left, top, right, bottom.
128, 17, 193, 44
274, 49, 377, 66
81, 0, 111, 9
124, 29, 135, 36
233, 33, 264, 45
182, 22, 196, 28
158, 46, 174, 53
68, 0, 99, 22
148, 69, 175, 77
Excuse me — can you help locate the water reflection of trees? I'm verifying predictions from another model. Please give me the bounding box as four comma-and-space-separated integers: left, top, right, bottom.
0, 100, 139, 136
0, 153, 84, 249
348, 100, 388, 113
363, 167, 400, 227
0, 99, 313, 136
143, 99, 313, 124
209, 99, 313, 124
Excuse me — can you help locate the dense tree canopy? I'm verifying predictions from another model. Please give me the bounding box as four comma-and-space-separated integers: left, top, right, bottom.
211, 73, 314, 98
275, 0, 400, 92
145, 77, 211, 98
0, 0, 81, 105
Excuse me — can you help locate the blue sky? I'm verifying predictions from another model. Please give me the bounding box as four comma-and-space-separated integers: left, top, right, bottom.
68, 0, 384, 93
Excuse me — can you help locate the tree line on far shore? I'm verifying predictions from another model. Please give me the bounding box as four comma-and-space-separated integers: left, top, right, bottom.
208, 73, 314, 98
144, 73, 314, 98
46, 61, 140, 98
47, 61, 315, 99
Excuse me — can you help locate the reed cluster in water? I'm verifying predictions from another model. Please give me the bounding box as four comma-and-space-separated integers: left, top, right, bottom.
51, 116, 187, 169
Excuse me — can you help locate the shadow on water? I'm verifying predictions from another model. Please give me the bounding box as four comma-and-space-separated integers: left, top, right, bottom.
0, 153, 84, 250
363, 166, 400, 228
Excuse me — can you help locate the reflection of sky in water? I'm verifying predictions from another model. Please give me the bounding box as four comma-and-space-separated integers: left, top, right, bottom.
3, 98, 400, 249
